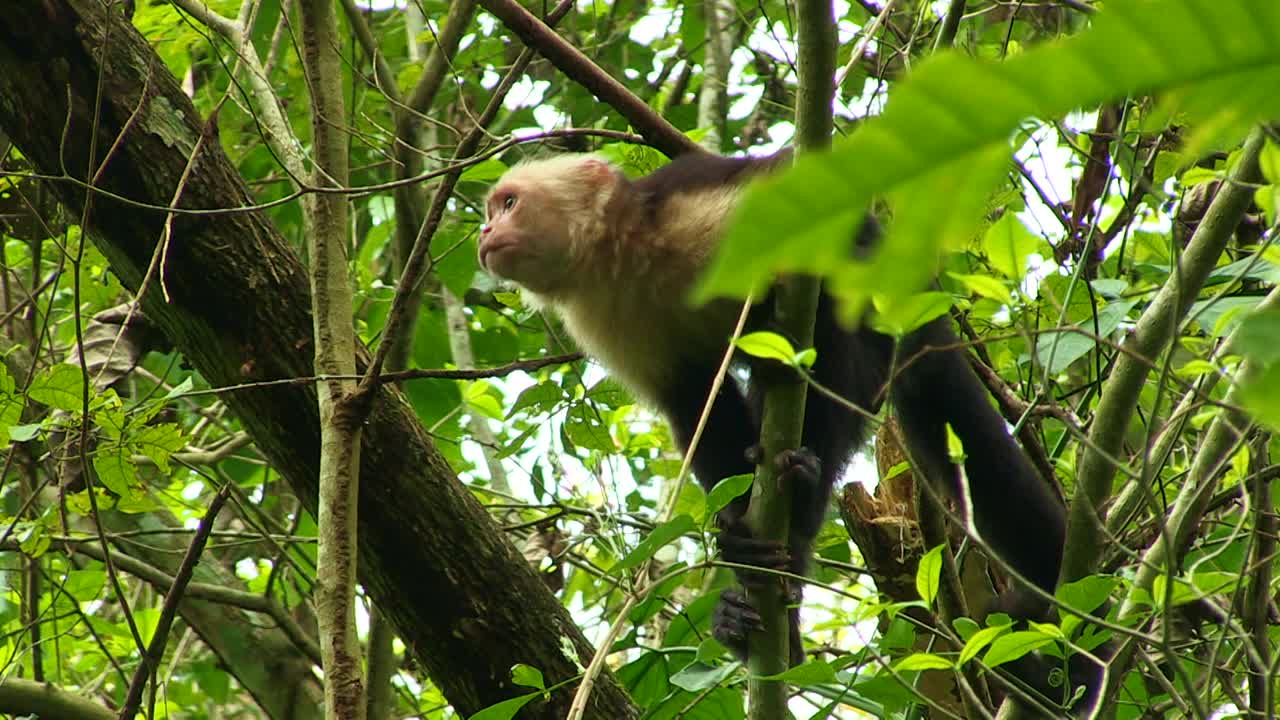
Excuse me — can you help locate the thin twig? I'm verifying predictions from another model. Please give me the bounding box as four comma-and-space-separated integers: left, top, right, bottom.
117, 485, 231, 720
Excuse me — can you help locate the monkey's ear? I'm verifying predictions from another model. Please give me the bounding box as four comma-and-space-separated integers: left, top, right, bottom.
578, 157, 618, 186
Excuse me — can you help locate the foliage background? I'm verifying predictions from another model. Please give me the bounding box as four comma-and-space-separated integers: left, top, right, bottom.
0, 0, 1278, 718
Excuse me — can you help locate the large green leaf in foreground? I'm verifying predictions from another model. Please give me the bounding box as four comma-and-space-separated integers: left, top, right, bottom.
699, 0, 1280, 320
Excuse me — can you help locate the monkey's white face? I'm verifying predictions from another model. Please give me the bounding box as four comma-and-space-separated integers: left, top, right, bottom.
480, 156, 622, 298
483, 162, 599, 294
479, 179, 574, 294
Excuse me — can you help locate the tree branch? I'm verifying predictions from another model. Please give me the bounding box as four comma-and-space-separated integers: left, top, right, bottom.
118, 487, 230, 720
477, 0, 699, 158
0, 679, 114, 720
745, 0, 834, 715
1064, 126, 1267, 584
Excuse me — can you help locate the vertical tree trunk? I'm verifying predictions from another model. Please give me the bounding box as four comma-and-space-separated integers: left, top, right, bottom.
0, 3, 637, 718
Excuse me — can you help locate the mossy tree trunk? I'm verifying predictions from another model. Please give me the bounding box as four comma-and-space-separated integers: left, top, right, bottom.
0, 3, 637, 718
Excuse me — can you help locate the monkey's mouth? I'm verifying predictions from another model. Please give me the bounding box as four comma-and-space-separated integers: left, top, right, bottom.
478, 240, 517, 273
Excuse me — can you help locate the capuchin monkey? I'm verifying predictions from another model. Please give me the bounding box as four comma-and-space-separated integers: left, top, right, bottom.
481, 152, 1089, 712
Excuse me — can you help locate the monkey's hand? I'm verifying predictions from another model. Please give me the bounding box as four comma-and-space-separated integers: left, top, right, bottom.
713, 447, 821, 666
716, 516, 789, 585
717, 446, 822, 580
712, 587, 807, 666
711, 588, 761, 657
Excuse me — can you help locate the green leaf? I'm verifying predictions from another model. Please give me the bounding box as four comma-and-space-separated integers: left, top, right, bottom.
8, 423, 39, 442
586, 378, 632, 407
700, 0, 1280, 306
27, 364, 87, 412
1034, 298, 1138, 374
1235, 309, 1280, 365
958, 623, 1010, 666
1181, 166, 1221, 187
493, 291, 521, 309
92, 450, 141, 498
510, 381, 565, 415
131, 423, 185, 474
948, 272, 1013, 306
1260, 139, 1280, 185
17, 522, 49, 558
460, 157, 509, 184
894, 653, 953, 671
1152, 572, 1239, 608
1028, 621, 1065, 640
510, 664, 545, 691
1257, 182, 1280, 227
163, 376, 195, 400
670, 661, 736, 691
617, 651, 671, 705
735, 331, 796, 363
64, 488, 114, 517
983, 213, 1039, 279
1055, 575, 1119, 617
1192, 296, 1264, 337
671, 482, 706, 523
464, 380, 505, 421
770, 660, 838, 686
1241, 362, 1280, 433
703, 473, 753, 521
0, 368, 24, 448
435, 231, 480, 299
613, 515, 696, 574
869, 292, 954, 337
63, 569, 106, 602
468, 693, 540, 720
563, 405, 614, 452
0, 362, 14, 395
1175, 359, 1218, 378
916, 544, 944, 604
983, 630, 1054, 667
952, 616, 980, 641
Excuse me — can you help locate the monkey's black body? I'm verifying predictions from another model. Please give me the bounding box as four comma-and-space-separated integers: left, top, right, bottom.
483, 150, 1088, 712
635, 153, 1068, 649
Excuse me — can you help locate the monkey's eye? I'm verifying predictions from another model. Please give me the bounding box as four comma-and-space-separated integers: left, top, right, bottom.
503, 195, 517, 210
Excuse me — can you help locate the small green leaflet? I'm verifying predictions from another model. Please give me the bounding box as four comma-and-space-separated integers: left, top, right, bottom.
510, 664, 545, 691
768, 660, 838, 686
947, 272, 1012, 306
982, 213, 1039, 280
983, 630, 1055, 667
163, 376, 195, 400
1054, 575, 1118, 618
895, 653, 953, 671
703, 473, 752, 522
28, 364, 87, 412
916, 544, 944, 604
735, 331, 795, 363
958, 623, 1011, 666
467, 693, 539, 720
1241, 362, 1280, 433
670, 661, 737, 691
869, 292, 953, 336
734, 332, 817, 368
612, 515, 695, 574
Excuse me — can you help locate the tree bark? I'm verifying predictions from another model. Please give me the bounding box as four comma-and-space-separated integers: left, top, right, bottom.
295, 0, 365, 717
0, 679, 115, 720
0, 3, 637, 718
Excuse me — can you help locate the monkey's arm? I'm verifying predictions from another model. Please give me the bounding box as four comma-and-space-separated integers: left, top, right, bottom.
655, 360, 758, 501
656, 358, 816, 661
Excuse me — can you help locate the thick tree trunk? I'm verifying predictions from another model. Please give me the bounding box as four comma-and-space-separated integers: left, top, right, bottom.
0, 3, 637, 718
